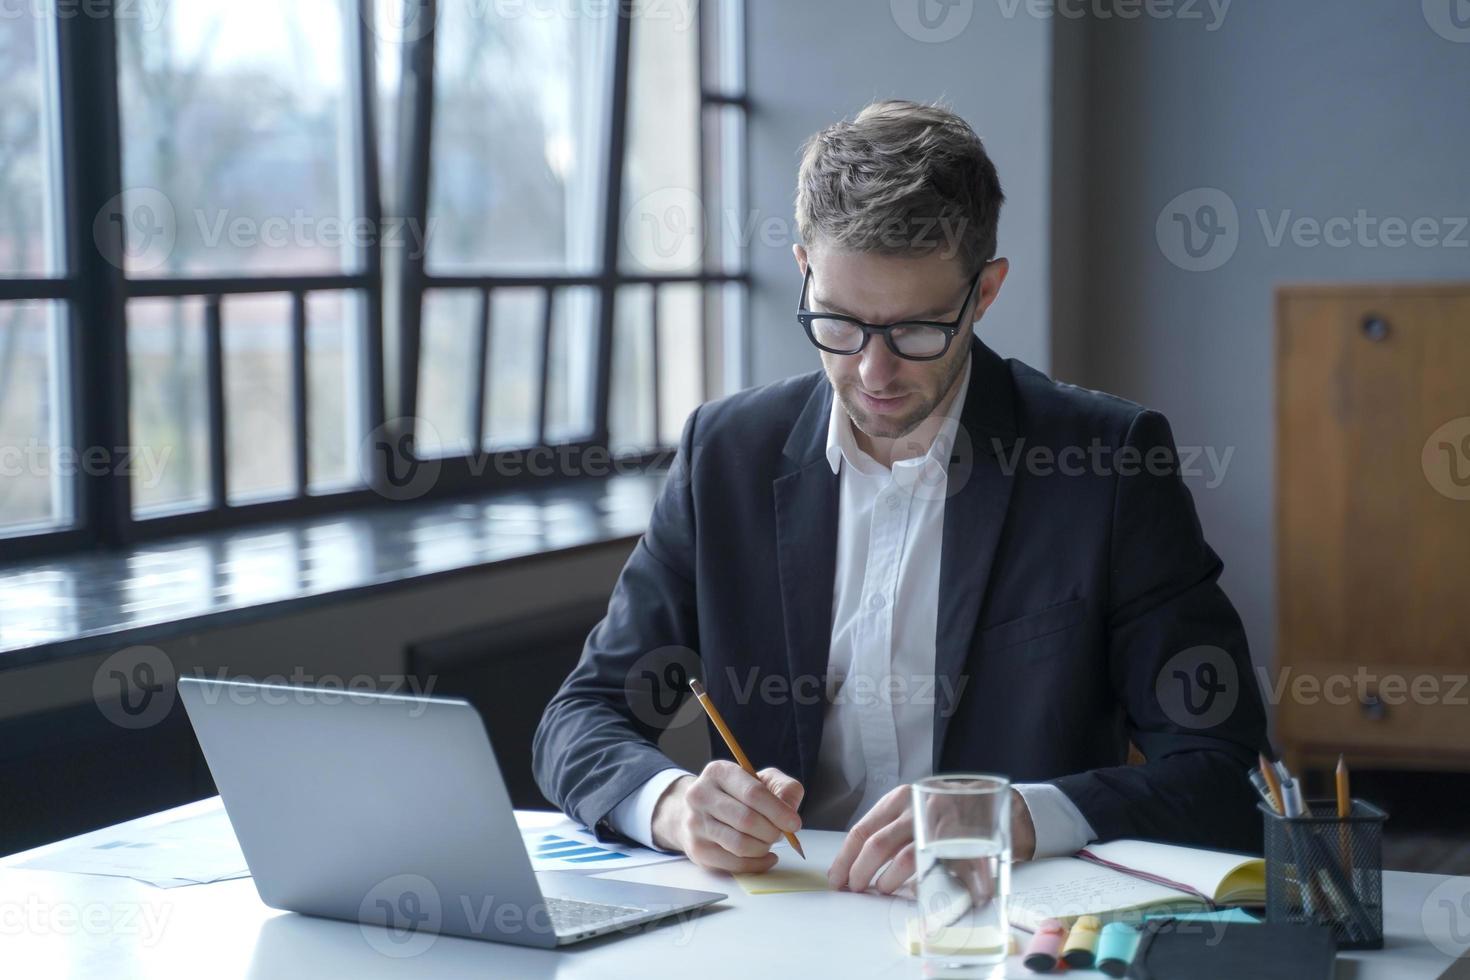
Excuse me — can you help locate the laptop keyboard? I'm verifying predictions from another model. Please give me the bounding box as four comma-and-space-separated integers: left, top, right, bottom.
545, 896, 648, 934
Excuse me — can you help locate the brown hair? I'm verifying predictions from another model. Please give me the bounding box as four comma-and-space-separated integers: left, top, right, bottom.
795, 99, 1005, 273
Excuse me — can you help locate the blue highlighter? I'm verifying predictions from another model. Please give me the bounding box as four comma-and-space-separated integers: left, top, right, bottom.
1095, 922, 1141, 977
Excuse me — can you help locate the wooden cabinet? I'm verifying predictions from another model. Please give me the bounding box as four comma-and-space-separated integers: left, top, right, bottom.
1276, 284, 1470, 772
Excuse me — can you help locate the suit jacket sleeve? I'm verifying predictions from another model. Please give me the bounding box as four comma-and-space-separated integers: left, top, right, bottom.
1050, 409, 1271, 853
532, 407, 703, 839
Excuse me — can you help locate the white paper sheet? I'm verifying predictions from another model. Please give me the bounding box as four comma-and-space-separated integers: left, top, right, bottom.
520, 818, 685, 873
17, 807, 251, 889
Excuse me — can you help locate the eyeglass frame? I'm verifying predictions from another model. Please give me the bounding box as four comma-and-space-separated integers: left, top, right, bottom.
795, 265, 983, 362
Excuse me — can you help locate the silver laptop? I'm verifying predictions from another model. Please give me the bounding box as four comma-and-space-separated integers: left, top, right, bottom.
177, 676, 724, 947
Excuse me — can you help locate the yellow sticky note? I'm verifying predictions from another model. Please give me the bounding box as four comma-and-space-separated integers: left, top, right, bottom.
732, 867, 831, 895
901, 920, 1015, 957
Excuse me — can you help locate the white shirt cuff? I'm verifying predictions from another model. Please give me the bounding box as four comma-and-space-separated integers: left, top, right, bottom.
606, 768, 692, 852
1014, 783, 1098, 859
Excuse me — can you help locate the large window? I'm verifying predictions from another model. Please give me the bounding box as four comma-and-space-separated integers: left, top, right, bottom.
0, 0, 747, 558
0, 12, 68, 538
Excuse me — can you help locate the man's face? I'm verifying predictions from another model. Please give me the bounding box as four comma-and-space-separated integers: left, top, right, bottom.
796, 246, 1005, 442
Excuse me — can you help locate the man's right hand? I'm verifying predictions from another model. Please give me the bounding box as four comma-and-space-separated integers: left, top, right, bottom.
650, 761, 804, 873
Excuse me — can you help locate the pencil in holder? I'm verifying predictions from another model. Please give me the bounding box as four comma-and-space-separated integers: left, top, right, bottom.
1260, 799, 1387, 950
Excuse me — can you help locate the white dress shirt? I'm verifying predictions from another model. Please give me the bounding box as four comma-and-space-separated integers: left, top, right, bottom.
610, 359, 1096, 859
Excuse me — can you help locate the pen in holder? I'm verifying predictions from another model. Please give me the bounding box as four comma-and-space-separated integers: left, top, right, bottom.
1260, 799, 1387, 950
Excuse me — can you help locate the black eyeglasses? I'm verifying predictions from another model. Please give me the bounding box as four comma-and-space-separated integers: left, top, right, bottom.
796, 266, 981, 361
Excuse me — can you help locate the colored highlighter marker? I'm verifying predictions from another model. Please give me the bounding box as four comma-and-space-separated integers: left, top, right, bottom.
1095, 922, 1141, 978
1062, 915, 1103, 969
1023, 918, 1067, 972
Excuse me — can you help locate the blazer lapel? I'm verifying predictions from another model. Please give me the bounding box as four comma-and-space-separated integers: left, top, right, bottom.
773, 381, 839, 789
932, 339, 1020, 768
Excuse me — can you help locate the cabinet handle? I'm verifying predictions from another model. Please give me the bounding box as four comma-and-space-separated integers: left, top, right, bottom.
1360, 693, 1388, 721
1361, 316, 1391, 342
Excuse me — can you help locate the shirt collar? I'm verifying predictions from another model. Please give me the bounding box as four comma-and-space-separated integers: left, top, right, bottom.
824, 354, 972, 478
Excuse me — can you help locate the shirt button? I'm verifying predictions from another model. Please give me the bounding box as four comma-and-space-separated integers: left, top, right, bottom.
867, 593, 886, 611
887, 494, 901, 510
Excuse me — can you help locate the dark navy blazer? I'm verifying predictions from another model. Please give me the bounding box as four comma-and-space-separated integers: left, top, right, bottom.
533, 338, 1269, 852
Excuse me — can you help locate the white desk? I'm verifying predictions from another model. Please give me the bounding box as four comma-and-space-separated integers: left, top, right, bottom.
3, 799, 1466, 979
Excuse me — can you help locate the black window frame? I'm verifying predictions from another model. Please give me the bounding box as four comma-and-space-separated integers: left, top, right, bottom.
0, 0, 748, 561
392, 0, 750, 496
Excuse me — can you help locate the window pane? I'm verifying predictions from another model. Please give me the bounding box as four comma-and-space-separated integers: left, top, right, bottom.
0, 301, 67, 532
0, 13, 61, 276
621, 2, 702, 274
704, 104, 746, 275
372, 0, 405, 217
306, 291, 365, 491
416, 289, 480, 458
657, 284, 703, 445
128, 298, 210, 514
116, 1, 358, 276
609, 285, 655, 453
545, 287, 596, 443
702, 0, 745, 96
427, 0, 609, 273
484, 289, 543, 449
223, 295, 295, 503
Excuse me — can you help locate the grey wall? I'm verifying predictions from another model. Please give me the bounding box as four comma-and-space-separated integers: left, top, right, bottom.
745, 0, 1056, 384
1072, 0, 1470, 678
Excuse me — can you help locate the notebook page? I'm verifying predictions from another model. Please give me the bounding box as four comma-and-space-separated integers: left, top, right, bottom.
1008, 855, 1206, 930
1080, 839, 1262, 902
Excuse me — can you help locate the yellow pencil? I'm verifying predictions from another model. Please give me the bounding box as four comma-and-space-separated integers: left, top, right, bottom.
1336, 754, 1352, 872
688, 678, 805, 859
1258, 753, 1285, 814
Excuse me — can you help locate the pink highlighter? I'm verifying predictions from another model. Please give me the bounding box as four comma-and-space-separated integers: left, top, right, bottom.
1023, 918, 1068, 973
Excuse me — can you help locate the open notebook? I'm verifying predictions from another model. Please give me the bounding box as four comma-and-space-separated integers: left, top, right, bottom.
1008, 839, 1265, 931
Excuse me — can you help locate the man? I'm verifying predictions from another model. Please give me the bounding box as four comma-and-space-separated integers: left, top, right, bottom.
533, 99, 1268, 894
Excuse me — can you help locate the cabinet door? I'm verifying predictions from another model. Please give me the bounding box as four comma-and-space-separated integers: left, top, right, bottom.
1277, 285, 1470, 757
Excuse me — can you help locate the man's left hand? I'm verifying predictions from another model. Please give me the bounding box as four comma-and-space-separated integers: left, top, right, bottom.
826, 785, 1038, 893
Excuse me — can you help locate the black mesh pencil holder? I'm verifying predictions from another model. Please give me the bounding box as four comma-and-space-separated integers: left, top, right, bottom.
1261, 799, 1388, 950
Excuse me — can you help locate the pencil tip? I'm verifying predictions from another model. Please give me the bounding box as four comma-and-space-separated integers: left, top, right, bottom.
792, 839, 806, 859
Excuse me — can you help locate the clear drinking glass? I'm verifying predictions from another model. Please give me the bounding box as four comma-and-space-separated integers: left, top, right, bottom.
912, 774, 1012, 978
